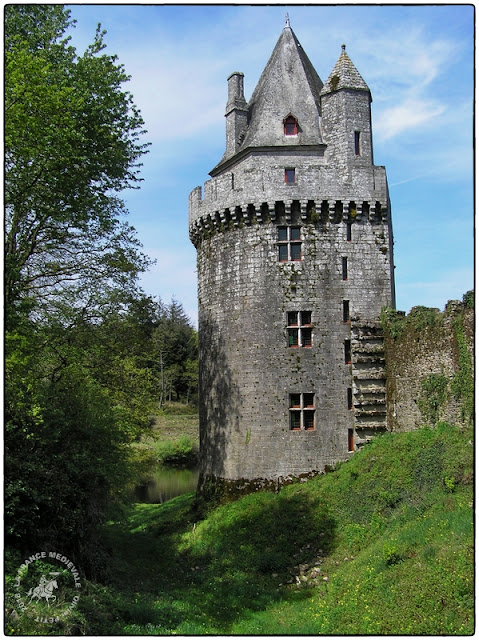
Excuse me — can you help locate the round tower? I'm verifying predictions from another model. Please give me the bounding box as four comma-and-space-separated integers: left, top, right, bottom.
189, 24, 395, 498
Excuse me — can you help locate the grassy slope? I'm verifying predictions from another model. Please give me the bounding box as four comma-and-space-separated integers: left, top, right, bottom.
6, 422, 473, 635
150, 408, 199, 443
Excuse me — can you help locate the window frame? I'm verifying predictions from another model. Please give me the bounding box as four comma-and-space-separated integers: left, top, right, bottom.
284, 167, 296, 184
278, 226, 302, 262
289, 393, 316, 431
344, 339, 352, 365
284, 114, 298, 136
348, 428, 355, 451
287, 310, 313, 348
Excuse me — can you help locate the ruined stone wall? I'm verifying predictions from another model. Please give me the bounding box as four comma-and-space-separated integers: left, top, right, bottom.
384, 301, 474, 432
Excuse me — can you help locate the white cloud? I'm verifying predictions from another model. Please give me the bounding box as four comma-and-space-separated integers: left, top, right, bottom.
353, 24, 462, 143
126, 56, 226, 142
374, 98, 445, 141
66, 5, 473, 320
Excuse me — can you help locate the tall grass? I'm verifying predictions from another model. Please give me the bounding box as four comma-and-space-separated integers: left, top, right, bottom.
5, 422, 473, 636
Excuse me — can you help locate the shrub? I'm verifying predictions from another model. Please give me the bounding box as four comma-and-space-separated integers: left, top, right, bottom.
155, 436, 198, 468
462, 290, 474, 309
417, 373, 449, 425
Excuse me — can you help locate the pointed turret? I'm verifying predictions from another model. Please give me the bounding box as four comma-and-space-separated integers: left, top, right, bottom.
215, 20, 324, 172
242, 23, 324, 148
321, 44, 370, 97
320, 44, 374, 171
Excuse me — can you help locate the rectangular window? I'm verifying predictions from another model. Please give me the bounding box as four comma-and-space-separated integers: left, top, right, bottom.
287, 311, 312, 348
354, 131, 360, 156
347, 387, 353, 410
285, 168, 296, 184
278, 227, 302, 262
301, 310, 311, 325
288, 328, 299, 347
290, 226, 301, 241
287, 311, 298, 326
290, 243, 302, 261
348, 428, 355, 451
278, 244, 289, 262
304, 411, 315, 431
346, 222, 352, 242
343, 300, 350, 323
289, 393, 315, 431
344, 339, 352, 364
342, 257, 348, 280
290, 412, 301, 430
302, 328, 312, 347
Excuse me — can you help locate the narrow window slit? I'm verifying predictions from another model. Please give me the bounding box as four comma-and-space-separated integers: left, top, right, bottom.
346, 222, 352, 241
348, 428, 355, 451
344, 339, 352, 364
354, 131, 360, 156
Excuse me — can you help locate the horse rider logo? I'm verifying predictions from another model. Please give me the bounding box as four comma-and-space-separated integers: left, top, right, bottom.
26, 573, 60, 605
13, 551, 81, 624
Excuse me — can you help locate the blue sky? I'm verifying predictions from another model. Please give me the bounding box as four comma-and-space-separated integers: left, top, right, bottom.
67, 4, 474, 326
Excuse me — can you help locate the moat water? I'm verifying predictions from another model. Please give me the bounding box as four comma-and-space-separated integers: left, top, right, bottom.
135, 466, 199, 504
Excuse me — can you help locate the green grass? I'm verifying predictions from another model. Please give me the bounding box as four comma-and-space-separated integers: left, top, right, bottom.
133, 406, 199, 470
5, 422, 473, 635
151, 404, 199, 442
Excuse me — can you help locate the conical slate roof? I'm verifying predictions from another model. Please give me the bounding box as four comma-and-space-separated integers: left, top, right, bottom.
321, 44, 370, 97
238, 23, 324, 149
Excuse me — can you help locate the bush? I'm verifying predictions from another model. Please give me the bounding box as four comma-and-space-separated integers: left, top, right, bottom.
417, 373, 449, 425
462, 290, 474, 309
155, 436, 198, 468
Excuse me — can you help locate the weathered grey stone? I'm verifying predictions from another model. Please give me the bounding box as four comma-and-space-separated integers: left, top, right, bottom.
189, 23, 395, 495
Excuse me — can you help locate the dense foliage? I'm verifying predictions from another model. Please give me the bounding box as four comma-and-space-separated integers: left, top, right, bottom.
4, 5, 198, 575
5, 5, 150, 321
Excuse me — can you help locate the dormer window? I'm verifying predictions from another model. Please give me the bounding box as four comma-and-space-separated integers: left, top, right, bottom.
284, 114, 298, 136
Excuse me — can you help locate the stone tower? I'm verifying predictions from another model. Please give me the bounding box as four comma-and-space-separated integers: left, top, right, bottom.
189, 21, 395, 497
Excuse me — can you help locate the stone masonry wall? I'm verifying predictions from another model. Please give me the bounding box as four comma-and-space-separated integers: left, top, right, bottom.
384, 301, 474, 431
195, 207, 393, 484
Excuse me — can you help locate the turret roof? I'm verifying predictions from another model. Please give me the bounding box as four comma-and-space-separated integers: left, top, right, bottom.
321, 44, 371, 97
236, 22, 324, 150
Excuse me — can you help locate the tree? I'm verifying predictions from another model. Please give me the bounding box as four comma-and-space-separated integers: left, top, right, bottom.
152, 299, 198, 403
5, 5, 151, 324
4, 5, 153, 572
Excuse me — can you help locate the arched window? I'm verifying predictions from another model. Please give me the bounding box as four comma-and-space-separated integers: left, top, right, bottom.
284, 114, 298, 136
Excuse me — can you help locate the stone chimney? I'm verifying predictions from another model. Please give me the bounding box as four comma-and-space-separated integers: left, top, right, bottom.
225, 72, 248, 158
